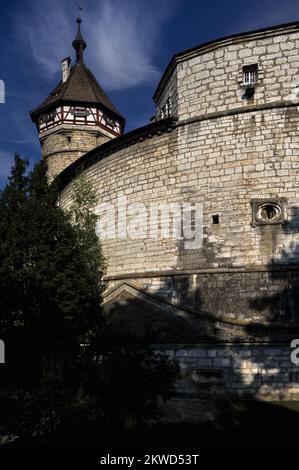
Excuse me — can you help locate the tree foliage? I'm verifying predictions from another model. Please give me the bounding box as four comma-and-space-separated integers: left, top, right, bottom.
68, 176, 107, 300
0, 156, 179, 446
0, 156, 105, 435
0, 157, 104, 342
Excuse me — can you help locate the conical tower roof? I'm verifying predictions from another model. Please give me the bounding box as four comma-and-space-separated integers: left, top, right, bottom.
30, 18, 124, 124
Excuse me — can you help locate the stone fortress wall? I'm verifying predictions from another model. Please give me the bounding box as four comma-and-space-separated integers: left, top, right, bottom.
57, 23, 299, 398
154, 22, 299, 118
161, 344, 299, 400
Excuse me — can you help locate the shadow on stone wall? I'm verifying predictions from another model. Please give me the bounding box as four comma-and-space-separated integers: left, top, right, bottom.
102, 206, 299, 407
248, 206, 299, 324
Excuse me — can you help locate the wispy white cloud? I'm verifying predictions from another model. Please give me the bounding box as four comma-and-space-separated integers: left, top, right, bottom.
14, 0, 179, 90
14, 0, 73, 77
87, 1, 158, 89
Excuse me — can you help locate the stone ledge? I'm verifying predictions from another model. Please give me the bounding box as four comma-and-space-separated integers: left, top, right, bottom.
177, 100, 299, 127
104, 264, 299, 281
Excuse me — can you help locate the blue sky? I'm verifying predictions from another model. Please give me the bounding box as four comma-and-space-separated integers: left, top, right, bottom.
0, 0, 299, 187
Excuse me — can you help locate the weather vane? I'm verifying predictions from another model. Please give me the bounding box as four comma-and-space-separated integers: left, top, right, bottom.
77, 3, 83, 12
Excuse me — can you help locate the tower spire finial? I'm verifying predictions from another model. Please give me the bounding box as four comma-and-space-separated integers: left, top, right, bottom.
72, 16, 87, 62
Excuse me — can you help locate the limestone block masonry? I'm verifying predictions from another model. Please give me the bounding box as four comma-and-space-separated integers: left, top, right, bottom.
159, 344, 299, 400
55, 22, 299, 399
41, 126, 110, 181
154, 22, 299, 120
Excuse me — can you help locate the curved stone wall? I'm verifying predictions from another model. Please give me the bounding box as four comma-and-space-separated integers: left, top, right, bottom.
58, 23, 299, 325
60, 107, 299, 267
51, 22, 299, 400
59, 103, 299, 323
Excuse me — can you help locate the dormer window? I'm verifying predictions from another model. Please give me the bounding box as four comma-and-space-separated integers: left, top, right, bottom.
243, 64, 258, 86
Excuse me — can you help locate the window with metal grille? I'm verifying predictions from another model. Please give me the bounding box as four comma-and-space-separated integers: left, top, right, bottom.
243, 64, 258, 85
160, 96, 172, 119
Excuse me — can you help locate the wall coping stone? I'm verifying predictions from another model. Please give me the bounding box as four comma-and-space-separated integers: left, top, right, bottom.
55, 116, 177, 190
105, 264, 299, 281
56, 99, 299, 191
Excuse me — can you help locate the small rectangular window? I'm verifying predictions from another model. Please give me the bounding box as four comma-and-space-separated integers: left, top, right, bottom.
243, 64, 258, 85
212, 214, 219, 224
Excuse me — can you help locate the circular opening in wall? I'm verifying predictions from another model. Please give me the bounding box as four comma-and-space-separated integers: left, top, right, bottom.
258, 203, 281, 221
